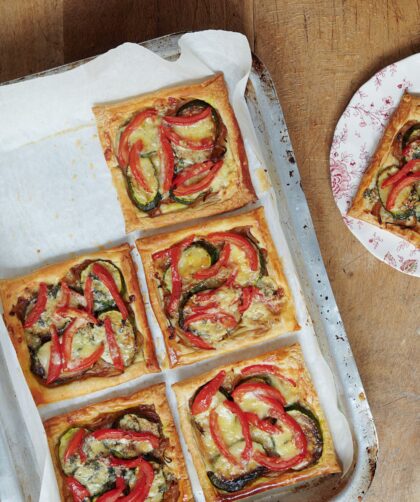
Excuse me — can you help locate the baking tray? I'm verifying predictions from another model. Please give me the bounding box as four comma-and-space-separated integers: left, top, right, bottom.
0, 32, 378, 501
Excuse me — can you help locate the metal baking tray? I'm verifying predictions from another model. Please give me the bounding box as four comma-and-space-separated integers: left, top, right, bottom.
0, 32, 377, 501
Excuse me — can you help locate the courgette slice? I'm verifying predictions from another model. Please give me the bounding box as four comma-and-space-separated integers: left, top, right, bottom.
207, 467, 266, 493
402, 123, 420, 149
163, 240, 219, 292
403, 139, 420, 162
169, 187, 205, 205
376, 166, 413, 219
81, 260, 125, 313
126, 156, 161, 212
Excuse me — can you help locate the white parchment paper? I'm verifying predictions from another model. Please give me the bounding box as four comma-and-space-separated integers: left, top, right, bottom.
0, 31, 353, 502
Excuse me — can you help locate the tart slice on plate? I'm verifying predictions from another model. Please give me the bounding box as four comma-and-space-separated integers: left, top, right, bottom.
44, 384, 192, 501
93, 73, 256, 232
137, 207, 298, 368
348, 91, 420, 248
173, 344, 341, 501
0, 244, 159, 405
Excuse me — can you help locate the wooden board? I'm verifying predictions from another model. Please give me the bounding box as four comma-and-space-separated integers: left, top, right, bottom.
0, 1, 418, 500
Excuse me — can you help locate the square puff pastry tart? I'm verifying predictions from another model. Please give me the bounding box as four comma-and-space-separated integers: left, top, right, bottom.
93, 73, 256, 233
348, 91, 420, 248
173, 344, 341, 501
136, 207, 299, 368
44, 383, 192, 501
0, 244, 159, 405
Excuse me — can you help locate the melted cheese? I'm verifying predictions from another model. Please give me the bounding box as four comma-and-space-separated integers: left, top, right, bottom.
228, 245, 260, 286
172, 114, 216, 141
74, 460, 112, 496
146, 467, 167, 501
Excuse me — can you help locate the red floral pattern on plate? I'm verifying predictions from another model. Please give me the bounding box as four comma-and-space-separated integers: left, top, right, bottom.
330, 55, 419, 277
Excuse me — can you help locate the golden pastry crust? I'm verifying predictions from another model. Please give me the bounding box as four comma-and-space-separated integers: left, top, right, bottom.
348, 92, 420, 248
44, 383, 192, 502
136, 207, 299, 368
93, 73, 256, 233
173, 344, 341, 502
0, 244, 159, 405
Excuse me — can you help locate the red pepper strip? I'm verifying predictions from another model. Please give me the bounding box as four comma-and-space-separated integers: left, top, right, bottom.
225, 269, 238, 286
193, 243, 231, 280
64, 343, 104, 373
207, 232, 259, 271
104, 316, 124, 371
194, 289, 219, 302
244, 412, 282, 434
24, 282, 48, 328
232, 382, 286, 406
65, 476, 90, 502
96, 477, 125, 502
240, 364, 297, 387
382, 159, 420, 187
184, 311, 238, 329
182, 329, 215, 350
128, 139, 153, 192
46, 325, 63, 384
223, 400, 253, 462
117, 109, 158, 168
385, 172, 420, 210
55, 306, 98, 325
58, 282, 71, 308
92, 263, 128, 319
209, 407, 240, 466
90, 429, 160, 448
191, 370, 226, 415
163, 106, 211, 126
164, 126, 214, 151
84, 276, 94, 315
159, 126, 175, 192
151, 235, 195, 261
253, 395, 308, 471
64, 429, 87, 464
110, 456, 154, 502
238, 286, 255, 314
172, 161, 213, 187
189, 301, 219, 313
172, 160, 223, 197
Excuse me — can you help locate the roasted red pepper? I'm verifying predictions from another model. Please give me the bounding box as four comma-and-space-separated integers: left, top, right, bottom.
64, 429, 87, 464
104, 316, 124, 371
193, 242, 231, 280
244, 412, 282, 434
381, 159, 420, 187
110, 456, 154, 502
238, 286, 255, 314
84, 276, 93, 315
240, 364, 297, 387
24, 282, 48, 328
65, 343, 104, 373
117, 109, 158, 168
184, 311, 237, 329
46, 325, 63, 384
172, 160, 223, 197
96, 477, 125, 502
65, 476, 90, 502
90, 429, 159, 448
385, 172, 420, 210
191, 370, 226, 415
207, 232, 259, 271
128, 139, 153, 192
151, 235, 195, 261
55, 306, 98, 325
182, 329, 214, 350
172, 161, 213, 187
209, 407, 240, 466
163, 106, 211, 126
159, 126, 175, 192
223, 400, 253, 462
92, 263, 128, 319
163, 126, 214, 151
232, 381, 286, 406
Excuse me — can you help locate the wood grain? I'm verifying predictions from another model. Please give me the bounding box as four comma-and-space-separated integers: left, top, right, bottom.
0, 1, 418, 500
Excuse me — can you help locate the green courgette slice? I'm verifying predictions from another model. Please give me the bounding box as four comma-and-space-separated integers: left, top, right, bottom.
126, 155, 161, 212
402, 123, 420, 149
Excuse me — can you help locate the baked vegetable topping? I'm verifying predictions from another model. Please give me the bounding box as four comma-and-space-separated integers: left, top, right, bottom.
59, 406, 178, 501
152, 228, 284, 351
114, 98, 227, 216
189, 367, 322, 493
14, 259, 139, 386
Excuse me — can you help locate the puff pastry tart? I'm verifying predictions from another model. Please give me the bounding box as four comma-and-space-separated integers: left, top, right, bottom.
348, 92, 420, 247
93, 73, 256, 233
137, 207, 298, 368
0, 244, 159, 405
173, 344, 341, 501
44, 384, 192, 502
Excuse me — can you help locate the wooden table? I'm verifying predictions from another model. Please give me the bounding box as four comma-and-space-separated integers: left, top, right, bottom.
1, 1, 418, 500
